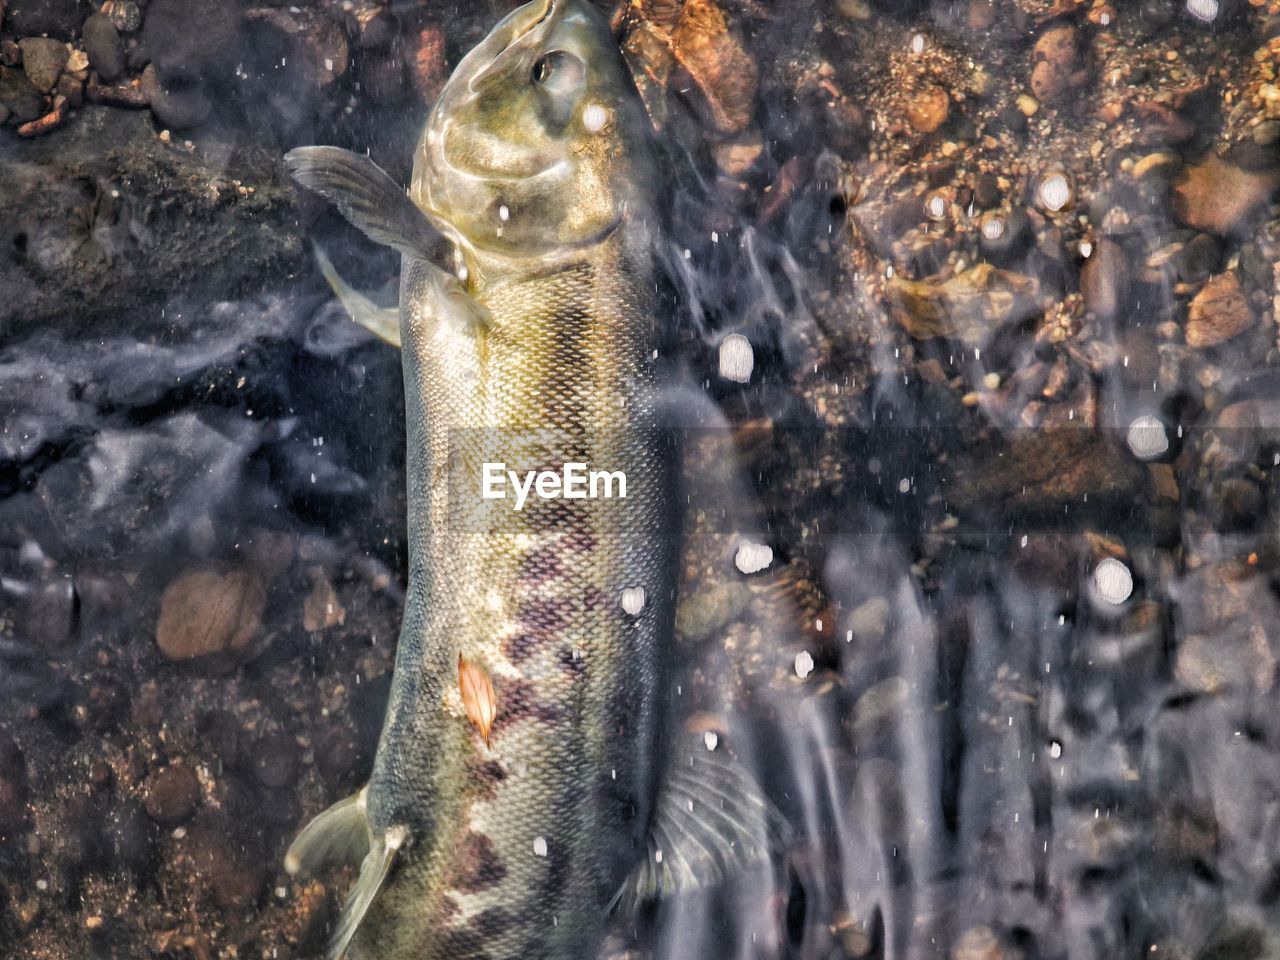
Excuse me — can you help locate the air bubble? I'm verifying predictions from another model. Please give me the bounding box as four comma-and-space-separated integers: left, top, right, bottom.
582, 102, 610, 133
1126, 414, 1169, 460
1049, 740, 1063, 759
735, 541, 773, 574
910, 33, 926, 54
1093, 557, 1133, 606
980, 215, 1005, 241
703, 731, 719, 751
795, 650, 815, 679
719, 333, 754, 383
620, 586, 646, 616
498, 204, 510, 222
1186, 0, 1218, 22
533, 836, 548, 857
1037, 172, 1072, 212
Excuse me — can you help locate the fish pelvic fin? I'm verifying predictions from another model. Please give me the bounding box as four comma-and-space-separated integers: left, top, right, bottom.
327, 823, 408, 960
312, 243, 402, 347
612, 738, 781, 913
285, 145, 440, 263
284, 786, 372, 877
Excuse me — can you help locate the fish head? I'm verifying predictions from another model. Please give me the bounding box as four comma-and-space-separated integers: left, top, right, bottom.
412, 0, 655, 265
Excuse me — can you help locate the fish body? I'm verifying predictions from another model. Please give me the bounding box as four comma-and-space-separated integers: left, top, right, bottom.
284, 3, 772, 958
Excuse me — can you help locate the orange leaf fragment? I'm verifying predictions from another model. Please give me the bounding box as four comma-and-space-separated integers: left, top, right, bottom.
458, 654, 497, 746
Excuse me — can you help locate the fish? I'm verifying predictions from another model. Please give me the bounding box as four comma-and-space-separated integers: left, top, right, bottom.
282, 2, 774, 958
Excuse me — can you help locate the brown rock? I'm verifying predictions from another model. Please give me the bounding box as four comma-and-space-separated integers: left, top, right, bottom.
407, 22, 446, 104
19, 37, 68, 94
1174, 562, 1276, 695
155, 569, 266, 661
1080, 238, 1130, 318
1029, 23, 1079, 104
142, 764, 200, 825
889, 263, 1042, 344
1173, 155, 1280, 237
671, 0, 758, 133
302, 567, 346, 632
950, 428, 1148, 516
1185, 272, 1254, 348
186, 823, 265, 912
905, 84, 950, 134
953, 926, 1004, 960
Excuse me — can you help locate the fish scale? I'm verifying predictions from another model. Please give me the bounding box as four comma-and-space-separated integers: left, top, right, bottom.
358, 242, 673, 959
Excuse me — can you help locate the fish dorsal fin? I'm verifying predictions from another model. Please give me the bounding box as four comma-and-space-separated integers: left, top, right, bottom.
284, 786, 372, 877
327, 824, 408, 960
284, 146, 440, 263
614, 740, 778, 912
313, 244, 403, 348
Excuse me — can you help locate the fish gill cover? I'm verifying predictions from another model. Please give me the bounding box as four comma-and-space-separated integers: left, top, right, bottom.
1, 0, 1280, 959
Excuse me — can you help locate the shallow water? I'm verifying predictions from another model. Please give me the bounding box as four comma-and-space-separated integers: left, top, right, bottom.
3, 0, 1280, 958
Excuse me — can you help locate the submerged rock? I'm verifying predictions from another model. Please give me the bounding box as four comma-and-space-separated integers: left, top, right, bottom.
155, 569, 266, 662
19, 37, 68, 93
81, 13, 123, 82
0, 107, 303, 336
889, 264, 1042, 345
1185, 271, 1254, 348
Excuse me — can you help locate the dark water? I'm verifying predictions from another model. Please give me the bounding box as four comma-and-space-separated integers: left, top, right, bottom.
3, 0, 1280, 958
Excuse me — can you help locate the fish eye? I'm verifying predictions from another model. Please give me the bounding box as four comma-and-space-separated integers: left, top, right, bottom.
531, 50, 585, 93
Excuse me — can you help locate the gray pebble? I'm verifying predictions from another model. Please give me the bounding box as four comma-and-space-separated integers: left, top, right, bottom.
82, 13, 124, 83
140, 64, 211, 130
19, 37, 68, 94
0, 64, 44, 122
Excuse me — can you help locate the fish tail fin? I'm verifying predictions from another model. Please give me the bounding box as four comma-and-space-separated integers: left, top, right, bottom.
312, 243, 402, 348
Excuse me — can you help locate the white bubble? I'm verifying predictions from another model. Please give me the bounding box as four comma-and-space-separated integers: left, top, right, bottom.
898, 477, 911, 494
1126, 415, 1169, 460
1080, 240, 1094, 258
498, 204, 510, 222
703, 731, 719, 751
910, 33, 926, 54
1038, 173, 1071, 212
533, 836, 548, 857
981, 215, 1005, 241
1049, 740, 1063, 759
1093, 558, 1133, 606
620, 586, 646, 616
927, 194, 947, 220
582, 101, 610, 133
718, 333, 754, 383
735, 541, 773, 574
794, 650, 815, 679
1186, 0, 1218, 22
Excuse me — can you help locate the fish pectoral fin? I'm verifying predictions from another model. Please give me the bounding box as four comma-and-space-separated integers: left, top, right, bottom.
432, 268, 494, 334
327, 824, 409, 960
313, 243, 402, 348
284, 786, 372, 877
285, 145, 440, 263
612, 740, 780, 913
